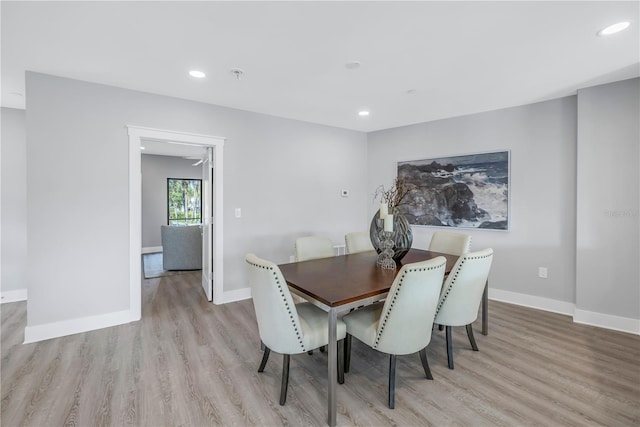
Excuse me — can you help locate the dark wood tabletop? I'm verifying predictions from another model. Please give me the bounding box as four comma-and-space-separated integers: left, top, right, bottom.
278, 249, 459, 308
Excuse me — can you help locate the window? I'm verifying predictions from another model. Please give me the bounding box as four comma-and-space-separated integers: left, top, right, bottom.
167, 178, 202, 225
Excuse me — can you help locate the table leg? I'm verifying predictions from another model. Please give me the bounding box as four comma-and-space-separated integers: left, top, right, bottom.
328, 308, 337, 427
482, 280, 488, 336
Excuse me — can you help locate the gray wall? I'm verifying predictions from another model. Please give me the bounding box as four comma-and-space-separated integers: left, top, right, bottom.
576, 78, 639, 319
142, 155, 202, 248
1, 107, 28, 298
20, 70, 639, 335
26, 72, 368, 328
367, 97, 578, 304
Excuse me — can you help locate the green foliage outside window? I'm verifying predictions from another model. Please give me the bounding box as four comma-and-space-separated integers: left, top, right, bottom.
168, 178, 202, 225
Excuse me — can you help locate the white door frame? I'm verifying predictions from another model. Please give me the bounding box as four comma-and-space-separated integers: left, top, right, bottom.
127, 125, 225, 320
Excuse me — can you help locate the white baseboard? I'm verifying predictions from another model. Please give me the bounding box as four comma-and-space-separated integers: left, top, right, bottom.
489, 288, 575, 316
24, 309, 137, 344
142, 246, 162, 254
489, 288, 639, 335
574, 309, 640, 335
219, 287, 251, 304
1, 288, 28, 304
20, 286, 638, 343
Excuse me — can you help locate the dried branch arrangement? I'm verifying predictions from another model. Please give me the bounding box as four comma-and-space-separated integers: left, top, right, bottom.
373, 177, 415, 209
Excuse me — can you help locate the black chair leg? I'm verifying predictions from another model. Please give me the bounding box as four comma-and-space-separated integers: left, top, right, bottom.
279, 354, 290, 405
258, 346, 270, 372
320, 345, 326, 353
418, 348, 433, 380
388, 354, 397, 409
344, 334, 352, 373
337, 339, 345, 384
446, 326, 454, 369
438, 324, 444, 331
466, 324, 478, 351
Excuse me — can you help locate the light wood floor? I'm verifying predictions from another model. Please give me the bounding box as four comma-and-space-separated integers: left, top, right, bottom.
2, 272, 639, 426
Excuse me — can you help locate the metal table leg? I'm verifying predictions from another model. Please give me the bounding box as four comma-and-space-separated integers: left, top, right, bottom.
328, 308, 337, 426
482, 280, 488, 335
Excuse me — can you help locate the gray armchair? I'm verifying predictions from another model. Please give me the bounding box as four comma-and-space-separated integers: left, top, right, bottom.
161, 225, 202, 270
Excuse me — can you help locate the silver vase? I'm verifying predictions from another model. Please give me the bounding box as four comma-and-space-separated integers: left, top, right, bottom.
369, 207, 413, 261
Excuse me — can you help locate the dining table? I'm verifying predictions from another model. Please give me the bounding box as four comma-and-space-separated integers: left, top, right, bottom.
278, 248, 489, 427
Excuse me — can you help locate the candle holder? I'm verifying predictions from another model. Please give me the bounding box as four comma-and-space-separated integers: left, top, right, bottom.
376, 217, 384, 241
376, 231, 396, 270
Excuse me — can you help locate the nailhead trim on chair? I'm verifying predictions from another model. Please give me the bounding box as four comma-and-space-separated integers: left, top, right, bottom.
373, 260, 445, 349
246, 259, 306, 352
435, 252, 492, 316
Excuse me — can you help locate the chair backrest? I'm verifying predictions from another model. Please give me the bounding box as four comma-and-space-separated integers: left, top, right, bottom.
373, 257, 447, 355
295, 236, 335, 261
245, 253, 307, 354
428, 231, 472, 256
434, 248, 494, 327
345, 231, 375, 254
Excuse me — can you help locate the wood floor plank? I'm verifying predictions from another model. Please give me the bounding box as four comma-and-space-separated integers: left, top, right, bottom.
2, 272, 639, 426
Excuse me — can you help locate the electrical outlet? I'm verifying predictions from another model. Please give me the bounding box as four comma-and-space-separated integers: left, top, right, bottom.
538, 267, 548, 279
289, 255, 296, 263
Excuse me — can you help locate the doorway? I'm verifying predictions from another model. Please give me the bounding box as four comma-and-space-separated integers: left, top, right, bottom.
128, 126, 225, 321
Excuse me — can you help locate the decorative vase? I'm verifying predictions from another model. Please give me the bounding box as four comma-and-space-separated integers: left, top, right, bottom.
369, 207, 413, 262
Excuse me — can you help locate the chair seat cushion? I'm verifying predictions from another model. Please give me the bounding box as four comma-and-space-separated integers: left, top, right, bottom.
296, 302, 347, 351
342, 302, 383, 348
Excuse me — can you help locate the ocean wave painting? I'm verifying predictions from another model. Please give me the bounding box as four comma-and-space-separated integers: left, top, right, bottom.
397, 151, 509, 230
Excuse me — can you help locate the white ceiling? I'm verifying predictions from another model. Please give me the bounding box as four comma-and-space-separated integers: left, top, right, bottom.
141, 139, 208, 158
2, 1, 639, 132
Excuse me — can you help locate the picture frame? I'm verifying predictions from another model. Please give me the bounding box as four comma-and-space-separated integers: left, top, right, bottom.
397, 150, 510, 230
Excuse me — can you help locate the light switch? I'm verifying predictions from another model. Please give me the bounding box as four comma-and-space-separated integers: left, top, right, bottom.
235, 208, 242, 218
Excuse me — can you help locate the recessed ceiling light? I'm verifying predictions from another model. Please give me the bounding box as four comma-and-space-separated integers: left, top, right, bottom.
140, 146, 146, 150
598, 21, 631, 36
189, 70, 206, 78
358, 110, 370, 117
345, 61, 361, 70
406, 89, 418, 95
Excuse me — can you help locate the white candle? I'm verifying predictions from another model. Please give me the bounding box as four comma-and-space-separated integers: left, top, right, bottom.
380, 203, 388, 219
384, 214, 394, 232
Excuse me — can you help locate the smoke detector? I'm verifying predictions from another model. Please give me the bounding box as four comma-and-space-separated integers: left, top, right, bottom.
230, 68, 245, 80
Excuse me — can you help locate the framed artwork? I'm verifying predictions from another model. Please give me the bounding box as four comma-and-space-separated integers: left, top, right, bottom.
397, 151, 510, 230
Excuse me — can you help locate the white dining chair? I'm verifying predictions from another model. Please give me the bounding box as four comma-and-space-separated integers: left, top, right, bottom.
245, 253, 346, 405
428, 230, 473, 330
345, 231, 375, 254
428, 231, 472, 255
433, 248, 493, 369
295, 235, 335, 261
342, 257, 446, 409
